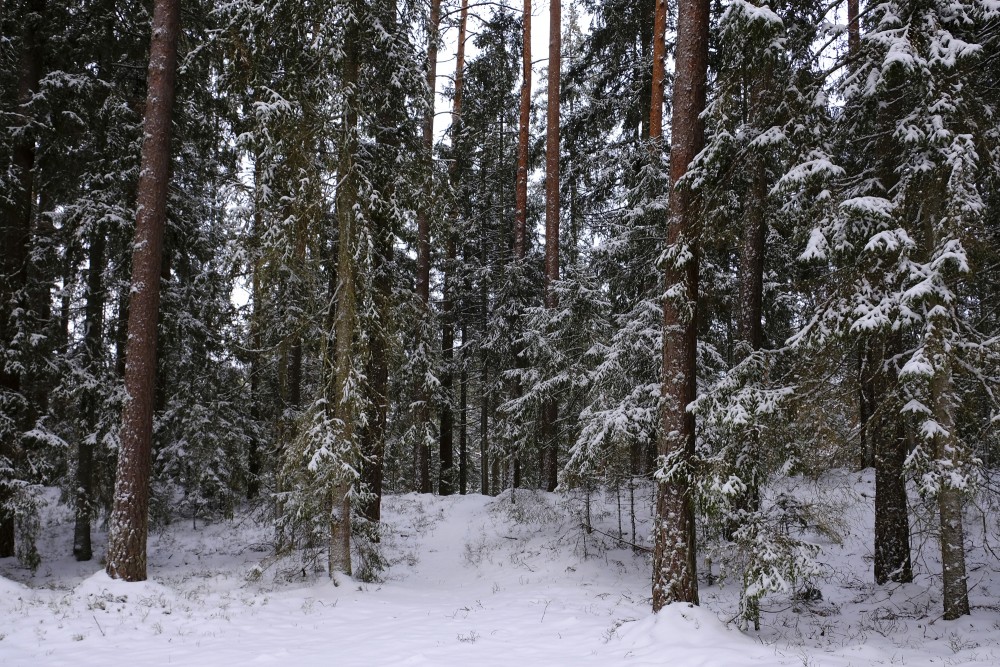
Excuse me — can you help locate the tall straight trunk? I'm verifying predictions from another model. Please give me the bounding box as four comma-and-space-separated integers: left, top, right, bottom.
459, 361, 468, 495
515, 0, 531, 260
480, 225, 490, 495
649, 0, 667, 143
439, 0, 467, 497
0, 0, 44, 558
416, 0, 441, 495
105, 0, 181, 582
326, 10, 362, 580
440, 237, 455, 496
730, 76, 771, 533
514, 0, 531, 262
74, 226, 106, 562
480, 366, 490, 494
360, 0, 402, 522
507, 0, 531, 493
540, 0, 561, 494
359, 215, 390, 523
652, 0, 709, 611
847, 0, 860, 57
247, 158, 265, 500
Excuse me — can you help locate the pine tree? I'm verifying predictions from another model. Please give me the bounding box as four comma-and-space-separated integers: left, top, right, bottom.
652, 0, 710, 611
105, 0, 182, 582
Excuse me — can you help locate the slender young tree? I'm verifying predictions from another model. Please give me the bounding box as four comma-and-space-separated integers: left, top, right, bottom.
73, 224, 106, 562
440, 0, 470, 497
652, 0, 710, 610
415, 0, 443, 494
105, 0, 182, 582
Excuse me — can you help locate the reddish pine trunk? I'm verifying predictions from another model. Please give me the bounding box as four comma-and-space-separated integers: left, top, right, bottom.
514, 0, 531, 261
649, 0, 667, 142
652, 0, 709, 611
847, 0, 860, 57
539, 0, 561, 493
105, 0, 182, 582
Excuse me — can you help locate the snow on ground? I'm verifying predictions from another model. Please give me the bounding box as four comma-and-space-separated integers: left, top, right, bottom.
3, 471, 1000, 666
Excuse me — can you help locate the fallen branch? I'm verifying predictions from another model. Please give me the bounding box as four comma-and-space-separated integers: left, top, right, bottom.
583, 524, 653, 554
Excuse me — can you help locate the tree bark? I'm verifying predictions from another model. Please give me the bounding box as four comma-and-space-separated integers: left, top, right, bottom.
540, 0, 561, 494
652, 0, 709, 611
74, 225, 106, 562
847, 0, 860, 58
439, 0, 468, 497
649, 0, 667, 143
867, 335, 913, 585
326, 8, 362, 580
929, 337, 969, 618
514, 0, 531, 260
105, 0, 182, 582
415, 0, 442, 495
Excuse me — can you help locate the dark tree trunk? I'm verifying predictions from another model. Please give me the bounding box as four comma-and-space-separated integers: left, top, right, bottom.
415, 0, 442, 495
864, 334, 913, 585
729, 77, 771, 535
459, 362, 468, 495
0, 0, 44, 558
360, 0, 402, 523
858, 341, 874, 469
360, 253, 390, 522
246, 159, 265, 500
439, 2, 467, 497
440, 237, 455, 496
480, 357, 490, 495
74, 226, 106, 562
652, 0, 709, 611
847, 0, 860, 58
327, 8, 361, 579
105, 0, 182, 582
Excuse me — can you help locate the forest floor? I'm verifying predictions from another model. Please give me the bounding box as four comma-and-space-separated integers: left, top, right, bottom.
3, 470, 1000, 666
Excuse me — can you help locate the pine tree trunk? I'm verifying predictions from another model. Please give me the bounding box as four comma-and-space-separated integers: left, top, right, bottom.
652, 0, 709, 611
540, 0, 561, 494
515, 0, 531, 260
649, 0, 667, 143
847, 0, 860, 57
105, 0, 181, 582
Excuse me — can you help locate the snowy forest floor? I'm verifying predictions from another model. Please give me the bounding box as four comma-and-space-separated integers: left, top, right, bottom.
3, 470, 1000, 666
